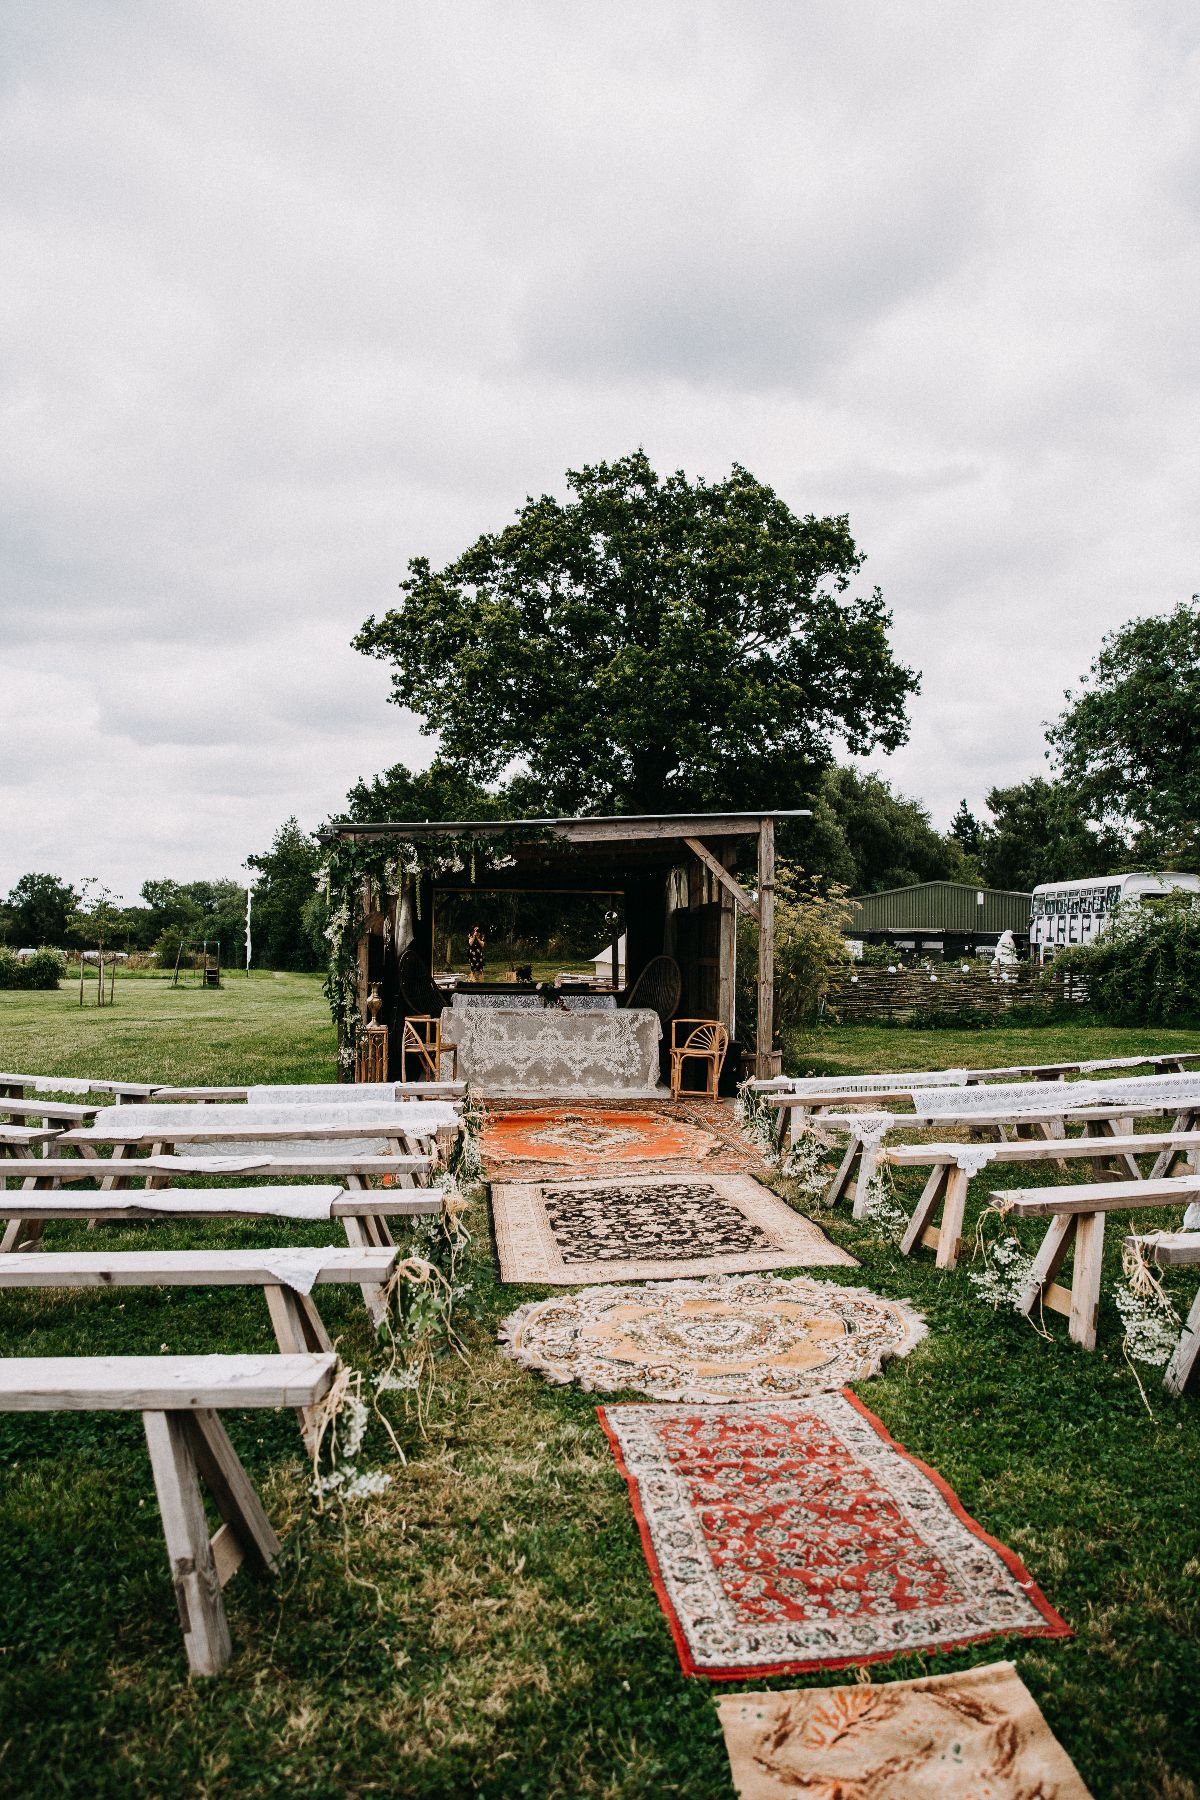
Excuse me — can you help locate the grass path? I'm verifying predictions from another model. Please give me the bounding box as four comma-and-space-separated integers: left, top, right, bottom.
0, 982, 1197, 1796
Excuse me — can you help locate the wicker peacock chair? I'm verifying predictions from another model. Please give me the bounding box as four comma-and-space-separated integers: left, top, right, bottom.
397, 945, 446, 1019
619, 954, 682, 1034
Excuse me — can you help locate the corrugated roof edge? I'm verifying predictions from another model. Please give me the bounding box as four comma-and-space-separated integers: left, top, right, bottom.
848, 879, 1033, 903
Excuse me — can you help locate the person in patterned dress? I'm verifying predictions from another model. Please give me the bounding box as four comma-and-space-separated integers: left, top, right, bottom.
467, 923, 486, 979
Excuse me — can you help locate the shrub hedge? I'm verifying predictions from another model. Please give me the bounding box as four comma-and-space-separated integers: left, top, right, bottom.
1057, 891, 1200, 1024
0, 948, 65, 990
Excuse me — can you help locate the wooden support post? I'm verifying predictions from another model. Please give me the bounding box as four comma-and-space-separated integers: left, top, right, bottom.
142, 1409, 232, 1677
900, 1165, 950, 1258
340, 1214, 390, 1326
851, 1140, 881, 1220
1164, 1286, 1200, 1397
825, 1134, 860, 1207
755, 818, 777, 1079
262, 1287, 335, 1452
935, 1166, 970, 1270
1068, 1211, 1106, 1350
717, 883, 737, 1039
1014, 1209, 1101, 1339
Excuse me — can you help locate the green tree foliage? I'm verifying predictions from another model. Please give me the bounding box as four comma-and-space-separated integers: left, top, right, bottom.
736, 865, 854, 1036
1047, 595, 1200, 865
1059, 891, 1200, 1024
137, 878, 248, 969
799, 767, 978, 892
341, 759, 501, 825
975, 777, 1127, 892
247, 818, 320, 971
0, 948, 64, 989
949, 799, 983, 859
355, 451, 919, 814
4, 872, 75, 946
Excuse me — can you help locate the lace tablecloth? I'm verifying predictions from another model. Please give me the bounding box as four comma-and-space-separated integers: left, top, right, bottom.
440, 1004, 662, 1096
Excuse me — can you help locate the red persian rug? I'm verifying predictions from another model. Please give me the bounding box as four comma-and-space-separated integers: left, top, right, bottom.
598, 1393, 1070, 1680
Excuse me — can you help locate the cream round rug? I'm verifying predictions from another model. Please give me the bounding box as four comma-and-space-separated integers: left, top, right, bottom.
498, 1274, 926, 1401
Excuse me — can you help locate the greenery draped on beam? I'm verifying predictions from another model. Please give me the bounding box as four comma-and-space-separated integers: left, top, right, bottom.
319, 824, 551, 1071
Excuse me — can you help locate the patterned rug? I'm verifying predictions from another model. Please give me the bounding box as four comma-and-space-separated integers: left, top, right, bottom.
717, 1661, 1093, 1799
490, 1171, 856, 1284
499, 1274, 925, 1400
481, 1100, 763, 1180
598, 1393, 1070, 1679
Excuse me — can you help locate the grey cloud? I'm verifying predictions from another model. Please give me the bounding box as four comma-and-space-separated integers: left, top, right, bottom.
2, 1, 1199, 897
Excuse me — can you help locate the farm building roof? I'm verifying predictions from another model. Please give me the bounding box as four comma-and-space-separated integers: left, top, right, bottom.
847, 880, 1032, 936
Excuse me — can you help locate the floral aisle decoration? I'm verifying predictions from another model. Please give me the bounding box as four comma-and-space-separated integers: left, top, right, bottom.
855, 1163, 909, 1245
1114, 1237, 1181, 1414
734, 1083, 781, 1167
969, 1233, 1039, 1313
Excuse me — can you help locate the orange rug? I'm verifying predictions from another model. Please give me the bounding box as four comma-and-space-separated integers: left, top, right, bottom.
482, 1103, 762, 1179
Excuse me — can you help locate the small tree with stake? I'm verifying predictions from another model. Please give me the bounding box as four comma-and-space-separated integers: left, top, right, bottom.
69, 879, 121, 1007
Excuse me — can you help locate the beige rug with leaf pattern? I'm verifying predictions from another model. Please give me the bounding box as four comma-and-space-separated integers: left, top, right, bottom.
717, 1660, 1092, 1799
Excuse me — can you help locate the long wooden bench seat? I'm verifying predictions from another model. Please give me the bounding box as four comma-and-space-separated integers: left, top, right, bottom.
0, 1185, 442, 1322
1125, 1230, 1200, 1396
0, 1098, 99, 1125
0, 1352, 335, 1675
0, 1246, 397, 1447
0, 1152, 434, 1192
0, 1124, 61, 1153
806, 1104, 1166, 1222
0, 1072, 158, 1101
887, 1132, 1200, 1271
988, 1177, 1200, 1351
150, 1081, 468, 1102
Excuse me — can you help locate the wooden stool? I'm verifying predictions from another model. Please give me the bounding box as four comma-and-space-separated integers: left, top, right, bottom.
670, 1020, 729, 1099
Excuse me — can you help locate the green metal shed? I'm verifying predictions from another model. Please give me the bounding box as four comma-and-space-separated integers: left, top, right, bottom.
846, 881, 1032, 952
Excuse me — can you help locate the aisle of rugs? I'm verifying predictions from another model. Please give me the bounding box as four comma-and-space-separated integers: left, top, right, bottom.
482, 1103, 1094, 1799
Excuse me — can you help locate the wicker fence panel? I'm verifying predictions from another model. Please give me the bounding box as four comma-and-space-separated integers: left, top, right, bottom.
822, 966, 1089, 1023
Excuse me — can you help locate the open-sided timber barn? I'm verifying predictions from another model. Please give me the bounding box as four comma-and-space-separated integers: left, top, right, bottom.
326, 811, 809, 1081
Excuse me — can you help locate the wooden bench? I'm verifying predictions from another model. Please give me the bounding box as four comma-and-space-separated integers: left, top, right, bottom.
0, 1098, 99, 1126
0, 1185, 441, 1323
0, 1124, 61, 1155
886, 1131, 1200, 1270
56, 1121, 443, 1192
151, 1081, 468, 1102
988, 1177, 1200, 1351
814, 1105, 1165, 1222
0, 1352, 334, 1675
0, 1072, 159, 1102
1124, 1231, 1200, 1396
0, 1152, 434, 1192
0, 1247, 396, 1447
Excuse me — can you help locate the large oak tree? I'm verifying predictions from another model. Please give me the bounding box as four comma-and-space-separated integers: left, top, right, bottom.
1047, 596, 1200, 864
355, 452, 919, 815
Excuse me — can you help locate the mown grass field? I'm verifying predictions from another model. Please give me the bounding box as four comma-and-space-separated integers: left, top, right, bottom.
1, 978, 1198, 1798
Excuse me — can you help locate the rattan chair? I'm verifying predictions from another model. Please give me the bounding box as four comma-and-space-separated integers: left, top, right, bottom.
397, 947, 455, 1081
400, 1014, 457, 1082
669, 1019, 730, 1099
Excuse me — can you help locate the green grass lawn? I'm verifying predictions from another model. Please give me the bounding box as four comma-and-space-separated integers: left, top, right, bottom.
1, 981, 1198, 1797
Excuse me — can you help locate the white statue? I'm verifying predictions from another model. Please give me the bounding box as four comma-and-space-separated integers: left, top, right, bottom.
990, 930, 1019, 981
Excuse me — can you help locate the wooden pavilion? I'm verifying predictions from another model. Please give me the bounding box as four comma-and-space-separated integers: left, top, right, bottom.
326, 811, 809, 1081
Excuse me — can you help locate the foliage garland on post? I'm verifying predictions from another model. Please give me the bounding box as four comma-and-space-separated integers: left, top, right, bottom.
317, 823, 554, 1072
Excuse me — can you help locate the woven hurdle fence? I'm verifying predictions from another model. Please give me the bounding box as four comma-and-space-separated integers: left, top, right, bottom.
822, 965, 1090, 1024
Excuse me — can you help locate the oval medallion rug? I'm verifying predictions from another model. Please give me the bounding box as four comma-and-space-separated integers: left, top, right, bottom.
498, 1274, 926, 1401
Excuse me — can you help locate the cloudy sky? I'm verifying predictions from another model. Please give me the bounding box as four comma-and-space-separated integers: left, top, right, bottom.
2, 2, 1198, 900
